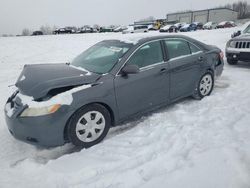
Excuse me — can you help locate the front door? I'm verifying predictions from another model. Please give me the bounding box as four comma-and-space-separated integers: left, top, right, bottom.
114, 41, 170, 120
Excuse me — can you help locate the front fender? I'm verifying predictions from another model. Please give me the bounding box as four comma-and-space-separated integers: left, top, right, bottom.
69, 79, 118, 124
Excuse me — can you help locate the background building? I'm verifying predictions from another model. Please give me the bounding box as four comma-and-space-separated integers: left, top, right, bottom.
166, 8, 238, 24
134, 19, 166, 26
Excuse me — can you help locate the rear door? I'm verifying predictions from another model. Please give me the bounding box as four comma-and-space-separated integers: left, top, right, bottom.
164, 39, 204, 100
114, 40, 170, 120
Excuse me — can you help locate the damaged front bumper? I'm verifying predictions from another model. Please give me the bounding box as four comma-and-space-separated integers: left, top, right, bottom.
4, 92, 73, 147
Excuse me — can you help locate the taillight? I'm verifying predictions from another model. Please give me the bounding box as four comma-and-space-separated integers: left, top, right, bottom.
219, 51, 224, 59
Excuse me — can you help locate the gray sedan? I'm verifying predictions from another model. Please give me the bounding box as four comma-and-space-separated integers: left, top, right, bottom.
5, 35, 224, 147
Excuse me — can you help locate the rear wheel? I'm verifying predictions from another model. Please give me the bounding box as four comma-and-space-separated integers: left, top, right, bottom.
67, 104, 111, 147
227, 58, 238, 65
193, 72, 214, 100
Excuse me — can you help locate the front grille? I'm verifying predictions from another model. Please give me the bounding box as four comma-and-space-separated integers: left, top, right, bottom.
235, 41, 250, 49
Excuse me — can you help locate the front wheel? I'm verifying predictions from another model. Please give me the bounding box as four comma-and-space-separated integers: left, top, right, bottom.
193, 72, 214, 100
67, 104, 111, 148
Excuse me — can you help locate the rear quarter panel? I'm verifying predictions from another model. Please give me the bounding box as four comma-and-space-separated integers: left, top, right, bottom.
204, 49, 224, 77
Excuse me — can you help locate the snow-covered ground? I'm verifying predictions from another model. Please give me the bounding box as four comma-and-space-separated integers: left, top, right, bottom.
1, 26, 250, 188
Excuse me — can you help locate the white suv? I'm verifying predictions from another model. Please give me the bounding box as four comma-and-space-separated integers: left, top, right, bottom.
122, 25, 148, 34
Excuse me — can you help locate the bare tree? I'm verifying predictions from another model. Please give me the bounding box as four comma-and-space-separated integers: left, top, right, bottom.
216, 1, 249, 19
22, 28, 31, 36
224, 3, 232, 9
40, 25, 53, 35
239, 1, 248, 18
232, 1, 248, 18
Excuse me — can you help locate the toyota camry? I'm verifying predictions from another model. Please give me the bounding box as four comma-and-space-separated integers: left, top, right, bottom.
5, 35, 224, 147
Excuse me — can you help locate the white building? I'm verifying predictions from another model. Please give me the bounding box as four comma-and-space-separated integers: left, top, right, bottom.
167, 8, 238, 24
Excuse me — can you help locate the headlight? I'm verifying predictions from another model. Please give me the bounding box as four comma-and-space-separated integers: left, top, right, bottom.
20, 104, 61, 117
228, 41, 236, 48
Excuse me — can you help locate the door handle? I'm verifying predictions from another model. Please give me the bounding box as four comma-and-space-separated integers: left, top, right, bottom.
159, 68, 167, 74
198, 56, 204, 61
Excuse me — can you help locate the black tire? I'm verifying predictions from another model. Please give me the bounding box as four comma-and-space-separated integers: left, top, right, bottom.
67, 104, 111, 148
227, 58, 238, 65
192, 72, 214, 100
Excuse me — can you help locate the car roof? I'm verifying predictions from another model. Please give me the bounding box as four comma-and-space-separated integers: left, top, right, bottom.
136, 35, 193, 43
102, 34, 211, 51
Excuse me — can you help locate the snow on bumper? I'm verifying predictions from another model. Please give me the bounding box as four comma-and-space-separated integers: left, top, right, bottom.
4, 104, 72, 147
4, 93, 73, 147
4, 84, 92, 146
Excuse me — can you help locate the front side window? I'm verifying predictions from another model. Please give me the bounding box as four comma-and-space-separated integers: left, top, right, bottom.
71, 41, 132, 74
165, 40, 191, 59
127, 41, 163, 68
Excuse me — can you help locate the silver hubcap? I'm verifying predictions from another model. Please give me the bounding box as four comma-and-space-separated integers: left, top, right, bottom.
75, 111, 105, 142
199, 74, 213, 96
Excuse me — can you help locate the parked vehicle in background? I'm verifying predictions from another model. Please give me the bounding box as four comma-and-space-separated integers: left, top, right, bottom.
159, 25, 177, 33
32, 31, 43, 36
193, 22, 203, 30
180, 23, 197, 32
226, 23, 250, 65
148, 25, 158, 31
53, 27, 76, 34
4, 35, 224, 148
122, 26, 133, 34
53, 28, 66, 34
174, 22, 186, 30
114, 26, 127, 32
216, 21, 236, 29
122, 25, 148, 34
99, 27, 114, 33
203, 22, 217, 30
78, 26, 94, 33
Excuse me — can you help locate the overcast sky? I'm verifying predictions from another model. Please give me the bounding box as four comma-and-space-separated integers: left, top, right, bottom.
0, 0, 237, 35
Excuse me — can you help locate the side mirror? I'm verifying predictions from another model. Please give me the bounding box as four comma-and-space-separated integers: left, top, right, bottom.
231, 30, 241, 38
121, 64, 139, 76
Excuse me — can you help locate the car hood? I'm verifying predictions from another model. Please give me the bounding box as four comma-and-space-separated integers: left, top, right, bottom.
15, 63, 100, 100
234, 34, 250, 40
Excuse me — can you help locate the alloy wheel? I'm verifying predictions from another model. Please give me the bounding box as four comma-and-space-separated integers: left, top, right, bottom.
199, 74, 213, 96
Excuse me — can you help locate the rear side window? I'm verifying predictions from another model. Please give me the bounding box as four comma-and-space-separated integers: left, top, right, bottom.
189, 43, 201, 54
165, 40, 191, 59
127, 41, 163, 68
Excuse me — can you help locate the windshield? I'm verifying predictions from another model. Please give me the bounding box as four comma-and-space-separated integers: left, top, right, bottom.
71, 41, 133, 74
243, 25, 250, 34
